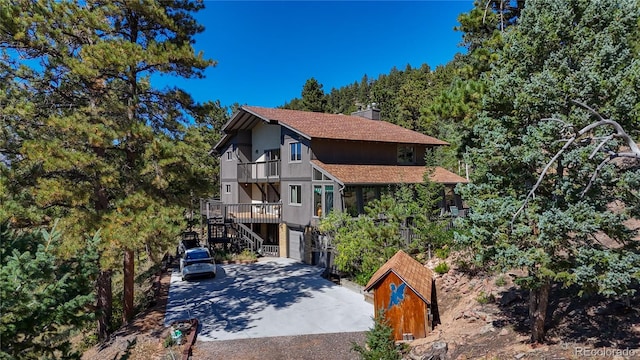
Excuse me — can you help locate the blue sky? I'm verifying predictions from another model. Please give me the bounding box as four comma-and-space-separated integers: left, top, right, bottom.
159, 1, 474, 109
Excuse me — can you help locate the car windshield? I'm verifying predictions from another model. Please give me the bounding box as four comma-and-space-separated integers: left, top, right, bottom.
186, 250, 209, 260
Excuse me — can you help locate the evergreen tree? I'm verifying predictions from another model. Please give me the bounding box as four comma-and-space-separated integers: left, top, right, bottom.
281, 97, 303, 111
301, 77, 327, 112
356, 74, 371, 106
352, 310, 402, 360
0, 0, 215, 339
369, 66, 405, 122
0, 222, 100, 359
319, 178, 448, 285
456, 0, 640, 343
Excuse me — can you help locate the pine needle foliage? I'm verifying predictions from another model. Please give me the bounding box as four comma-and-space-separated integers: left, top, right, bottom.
352, 310, 403, 360
0, 221, 100, 359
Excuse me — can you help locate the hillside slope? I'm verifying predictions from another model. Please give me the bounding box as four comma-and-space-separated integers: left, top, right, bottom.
408, 259, 640, 359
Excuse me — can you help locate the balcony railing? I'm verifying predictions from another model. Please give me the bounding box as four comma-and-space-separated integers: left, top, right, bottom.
237, 160, 280, 183
201, 199, 282, 224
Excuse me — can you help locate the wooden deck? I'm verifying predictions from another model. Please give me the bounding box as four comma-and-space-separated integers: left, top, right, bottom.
201, 200, 282, 224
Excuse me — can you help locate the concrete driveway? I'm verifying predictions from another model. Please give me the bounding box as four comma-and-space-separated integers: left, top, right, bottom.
164, 257, 374, 341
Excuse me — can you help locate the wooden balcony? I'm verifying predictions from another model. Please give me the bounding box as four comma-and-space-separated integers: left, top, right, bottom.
201, 199, 282, 224
237, 160, 280, 183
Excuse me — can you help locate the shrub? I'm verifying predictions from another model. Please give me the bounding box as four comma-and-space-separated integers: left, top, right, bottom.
214, 250, 232, 262
476, 291, 495, 304
163, 334, 176, 348
495, 275, 507, 287
434, 247, 450, 259
233, 248, 257, 262
434, 262, 449, 274
352, 310, 404, 360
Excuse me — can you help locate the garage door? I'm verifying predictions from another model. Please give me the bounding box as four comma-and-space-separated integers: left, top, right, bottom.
288, 229, 304, 261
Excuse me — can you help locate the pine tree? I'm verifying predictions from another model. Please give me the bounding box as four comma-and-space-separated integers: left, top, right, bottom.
0, 222, 100, 359
301, 77, 327, 112
1, 0, 215, 339
351, 310, 402, 360
456, 0, 640, 343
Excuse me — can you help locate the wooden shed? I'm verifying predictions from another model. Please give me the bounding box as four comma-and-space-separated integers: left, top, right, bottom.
364, 250, 437, 341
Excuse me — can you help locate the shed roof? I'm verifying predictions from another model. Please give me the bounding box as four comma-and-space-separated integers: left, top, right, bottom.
364, 250, 434, 305
311, 160, 469, 185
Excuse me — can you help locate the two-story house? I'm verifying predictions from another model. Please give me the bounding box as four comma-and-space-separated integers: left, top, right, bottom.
210, 106, 468, 263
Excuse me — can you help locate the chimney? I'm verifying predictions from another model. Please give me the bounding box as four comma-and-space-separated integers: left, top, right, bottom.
351, 103, 380, 120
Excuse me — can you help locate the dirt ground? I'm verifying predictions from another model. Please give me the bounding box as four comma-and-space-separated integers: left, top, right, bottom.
82, 268, 174, 360
408, 259, 640, 359
83, 259, 640, 360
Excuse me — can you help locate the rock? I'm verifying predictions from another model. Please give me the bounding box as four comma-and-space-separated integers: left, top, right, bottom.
479, 323, 495, 334
499, 291, 521, 306
475, 311, 489, 321
514, 353, 526, 359
432, 341, 448, 351
411, 341, 448, 360
427, 341, 448, 360
499, 328, 509, 336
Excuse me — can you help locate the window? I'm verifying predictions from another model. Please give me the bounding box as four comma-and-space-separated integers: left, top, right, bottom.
289, 142, 301, 162
324, 185, 334, 215
265, 148, 280, 160
313, 185, 322, 217
397, 145, 415, 164
344, 187, 358, 216
226, 150, 233, 161
289, 185, 302, 205
363, 186, 381, 208
224, 184, 231, 194
313, 168, 330, 180
313, 184, 334, 218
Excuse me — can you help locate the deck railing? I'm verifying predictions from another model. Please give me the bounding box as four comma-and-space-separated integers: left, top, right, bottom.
236, 222, 263, 253
237, 160, 280, 183
201, 199, 282, 224
225, 203, 282, 224
261, 245, 280, 257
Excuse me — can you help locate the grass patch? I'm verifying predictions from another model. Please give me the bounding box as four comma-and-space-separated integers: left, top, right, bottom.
434, 262, 450, 274
476, 291, 495, 304
495, 275, 508, 287
434, 247, 450, 260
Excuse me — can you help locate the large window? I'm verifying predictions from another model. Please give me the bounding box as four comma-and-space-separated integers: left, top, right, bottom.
289, 185, 302, 205
313, 184, 334, 217
289, 142, 302, 162
343, 187, 358, 216
363, 186, 381, 209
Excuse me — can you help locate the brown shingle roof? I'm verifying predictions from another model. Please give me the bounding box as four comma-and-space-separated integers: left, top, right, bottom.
364, 250, 433, 304
311, 160, 469, 185
244, 106, 448, 145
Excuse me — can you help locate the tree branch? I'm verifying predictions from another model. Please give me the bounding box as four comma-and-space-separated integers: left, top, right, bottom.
512, 101, 640, 225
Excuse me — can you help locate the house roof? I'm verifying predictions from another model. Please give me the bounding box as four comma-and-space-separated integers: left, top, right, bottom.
215, 106, 449, 151
311, 160, 469, 185
364, 250, 434, 305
